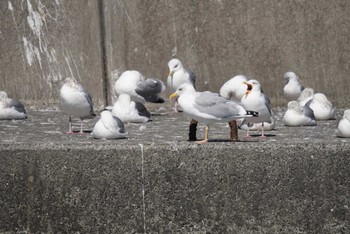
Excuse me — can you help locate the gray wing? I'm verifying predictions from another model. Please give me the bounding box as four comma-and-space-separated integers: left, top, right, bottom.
136, 78, 165, 103
81, 86, 95, 116
136, 78, 163, 96
9, 99, 26, 114
135, 102, 151, 119
113, 115, 126, 133
264, 94, 272, 115
194, 91, 244, 118
303, 102, 315, 119
144, 94, 164, 103
188, 70, 196, 88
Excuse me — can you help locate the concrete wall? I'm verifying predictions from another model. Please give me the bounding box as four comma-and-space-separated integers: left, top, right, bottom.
1, 0, 350, 108
0, 143, 349, 233
0, 0, 105, 108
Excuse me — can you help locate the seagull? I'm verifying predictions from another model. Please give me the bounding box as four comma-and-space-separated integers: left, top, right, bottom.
283, 71, 304, 100
306, 93, 336, 120
220, 75, 248, 101
112, 93, 151, 123
0, 91, 27, 120
92, 110, 128, 139
297, 88, 314, 107
283, 101, 317, 126
60, 77, 95, 134
114, 70, 165, 103
167, 58, 196, 111
336, 109, 350, 138
169, 83, 258, 144
240, 79, 272, 138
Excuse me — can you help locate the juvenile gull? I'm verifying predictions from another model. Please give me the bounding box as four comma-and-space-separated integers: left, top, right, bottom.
112, 93, 151, 123
297, 88, 314, 107
283, 101, 317, 126
92, 110, 128, 139
115, 70, 165, 103
169, 83, 258, 144
0, 91, 27, 120
220, 75, 248, 101
167, 58, 196, 111
240, 79, 272, 138
306, 93, 336, 120
283, 71, 304, 100
336, 109, 350, 138
60, 77, 95, 134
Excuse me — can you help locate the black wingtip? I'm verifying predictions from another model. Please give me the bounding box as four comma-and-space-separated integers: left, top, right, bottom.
146, 97, 165, 103
246, 110, 259, 117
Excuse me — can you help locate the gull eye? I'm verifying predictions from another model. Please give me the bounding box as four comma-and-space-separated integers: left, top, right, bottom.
174, 64, 178, 68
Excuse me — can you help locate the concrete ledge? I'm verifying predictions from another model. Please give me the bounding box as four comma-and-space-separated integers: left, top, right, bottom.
1, 110, 350, 233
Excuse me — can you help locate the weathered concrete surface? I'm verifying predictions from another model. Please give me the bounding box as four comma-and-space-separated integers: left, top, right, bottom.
1, 0, 350, 108
0, 0, 105, 108
106, 0, 350, 107
0, 108, 350, 233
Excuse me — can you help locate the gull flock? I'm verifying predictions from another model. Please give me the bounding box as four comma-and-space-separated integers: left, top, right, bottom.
1, 60, 349, 142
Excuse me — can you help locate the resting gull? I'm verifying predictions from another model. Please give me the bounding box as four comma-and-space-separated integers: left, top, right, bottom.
283, 100, 317, 126
112, 93, 151, 123
306, 93, 336, 120
336, 109, 350, 138
92, 110, 128, 139
0, 91, 27, 120
283, 71, 304, 100
115, 70, 165, 103
220, 75, 248, 101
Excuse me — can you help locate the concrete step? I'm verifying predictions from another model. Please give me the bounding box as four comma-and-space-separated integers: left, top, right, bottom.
0, 109, 349, 233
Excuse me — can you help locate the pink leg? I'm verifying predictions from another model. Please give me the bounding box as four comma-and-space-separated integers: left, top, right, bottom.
174, 102, 179, 113
66, 116, 74, 134
259, 123, 266, 140
243, 129, 251, 139
79, 119, 84, 134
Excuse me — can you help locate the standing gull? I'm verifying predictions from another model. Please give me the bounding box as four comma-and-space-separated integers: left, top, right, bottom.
219, 75, 248, 101
114, 70, 165, 103
283, 101, 317, 126
169, 83, 258, 144
167, 58, 196, 112
336, 109, 350, 138
283, 71, 304, 100
306, 93, 336, 120
112, 93, 151, 123
0, 91, 27, 120
240, 79, 272, 138
60, 77, 95, 134
92, 110, 128, 139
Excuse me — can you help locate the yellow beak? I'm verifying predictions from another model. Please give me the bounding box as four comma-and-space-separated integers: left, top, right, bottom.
169, 92, 178, 100
168, 70, 174, 77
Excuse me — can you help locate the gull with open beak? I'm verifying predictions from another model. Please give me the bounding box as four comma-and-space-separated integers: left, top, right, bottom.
167, 58, 196, 112
240, 79, 272, 138
169, 83, 258, 144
